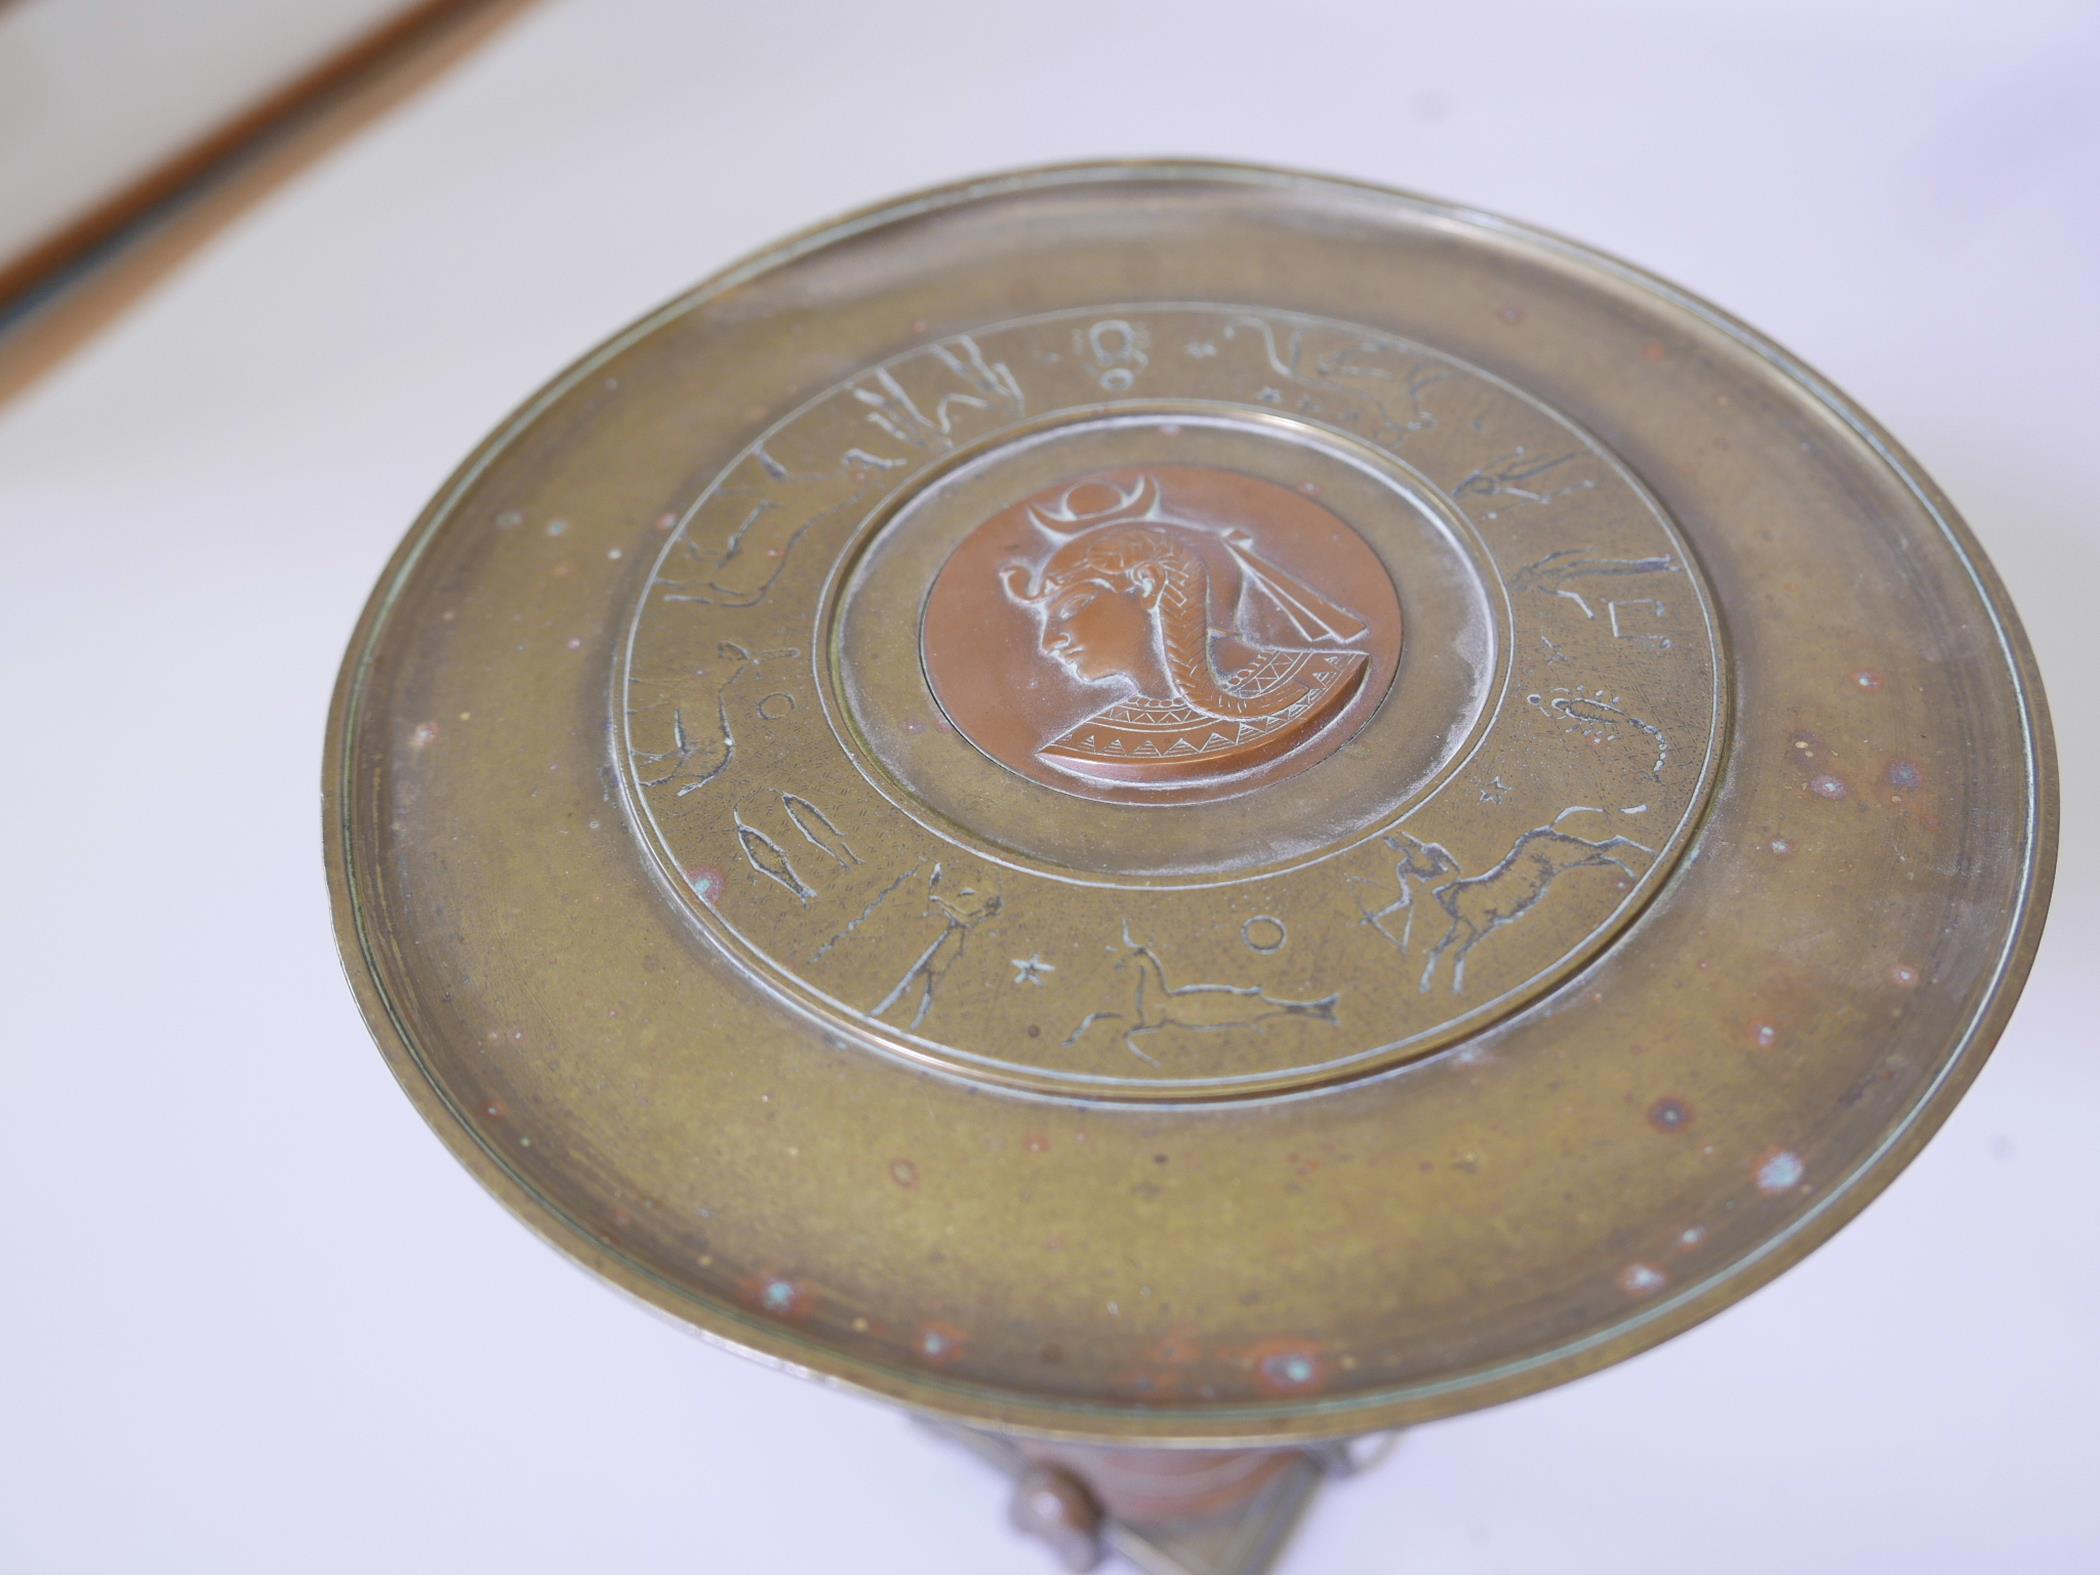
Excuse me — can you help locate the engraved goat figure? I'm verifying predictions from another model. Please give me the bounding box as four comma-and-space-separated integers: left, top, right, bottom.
1064, 922, 1338, 1066
1413, 819, 1654, 994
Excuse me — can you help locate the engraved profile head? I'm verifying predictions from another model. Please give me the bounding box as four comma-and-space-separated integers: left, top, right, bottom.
998, 473, 1377, 784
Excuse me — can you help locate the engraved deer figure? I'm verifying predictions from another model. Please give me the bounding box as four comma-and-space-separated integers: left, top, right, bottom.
1415, 819, 1654, 994
1065, 921, 1338, 1066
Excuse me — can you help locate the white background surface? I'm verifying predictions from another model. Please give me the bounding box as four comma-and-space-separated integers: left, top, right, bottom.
2, 2, 2094, 1571
0, 0, 421, 275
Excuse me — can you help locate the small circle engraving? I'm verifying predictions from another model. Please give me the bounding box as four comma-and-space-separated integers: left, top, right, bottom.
1243, 916, 1288, 953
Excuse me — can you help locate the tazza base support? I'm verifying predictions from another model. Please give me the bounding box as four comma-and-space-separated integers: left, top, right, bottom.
925, 1422, 1399, 1573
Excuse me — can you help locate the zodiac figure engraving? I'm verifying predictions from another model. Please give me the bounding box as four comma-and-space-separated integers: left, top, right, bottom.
1359, 813, 1656, 994
629, 643, 801, 798
1451, 447, 1587, 506
1063, 921, 1339, 1066
1511, 547, 1678, 607
1081, 319, 1149, 392
1528, 686, 1670, 780
870, 865, 1003, 1032
1000, 474, 1375, 784
730, 790, 860, 907
1354, 837, 1464, 953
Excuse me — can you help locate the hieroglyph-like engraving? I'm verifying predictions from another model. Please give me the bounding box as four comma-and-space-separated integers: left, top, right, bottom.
731, 790, 860, 907
655, 334, 1026, 612
1080, 319, 1149, 392
1216, 315, 1449, 447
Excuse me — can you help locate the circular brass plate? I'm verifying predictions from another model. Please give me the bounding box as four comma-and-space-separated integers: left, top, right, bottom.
326, 161, 2055, 1444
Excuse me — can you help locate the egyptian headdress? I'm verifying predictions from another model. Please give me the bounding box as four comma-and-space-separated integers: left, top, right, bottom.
1001, 476, 1372, 782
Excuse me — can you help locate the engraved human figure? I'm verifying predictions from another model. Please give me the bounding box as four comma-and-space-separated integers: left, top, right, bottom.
870, 864, 1003, 1031
1354, 835, 1464, 951
1001, 475, 1372, 782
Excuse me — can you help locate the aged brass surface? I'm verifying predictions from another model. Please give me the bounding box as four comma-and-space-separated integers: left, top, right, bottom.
325, 161, 2055, 1447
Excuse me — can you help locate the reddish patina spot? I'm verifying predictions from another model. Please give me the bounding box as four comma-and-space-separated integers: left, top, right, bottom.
1647, 1096, 1694, 1133
1242, 1338, 1330, 1397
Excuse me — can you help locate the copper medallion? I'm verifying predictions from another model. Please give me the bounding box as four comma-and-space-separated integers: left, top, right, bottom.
925, 465, 1398, 795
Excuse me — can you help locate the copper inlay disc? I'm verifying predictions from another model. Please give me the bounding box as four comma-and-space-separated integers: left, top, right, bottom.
326, 163, 2055, 1446
924, 464, 1399, 798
